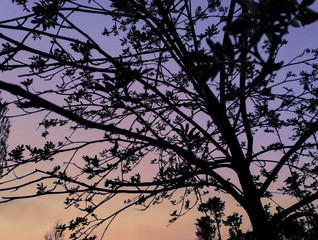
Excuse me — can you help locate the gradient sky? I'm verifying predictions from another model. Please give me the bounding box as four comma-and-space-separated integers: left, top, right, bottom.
1, 1, 318, 240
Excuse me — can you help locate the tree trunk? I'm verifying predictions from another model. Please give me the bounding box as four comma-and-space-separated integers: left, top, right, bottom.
248, 209, 276, 240
242, 188, 278, 240
237, 167, 278, 240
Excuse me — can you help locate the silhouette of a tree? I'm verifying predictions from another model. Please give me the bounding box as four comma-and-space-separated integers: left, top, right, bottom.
0, 1, 318, 239
44, 221, 65, 240
195, 197, 318, 240
197, 197, 225, 240
195, 216, 215, 240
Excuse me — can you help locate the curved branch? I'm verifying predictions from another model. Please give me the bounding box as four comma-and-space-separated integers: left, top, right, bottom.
0, 80, 241, 202
260, 120, 318, 195
271, 191, 318, 224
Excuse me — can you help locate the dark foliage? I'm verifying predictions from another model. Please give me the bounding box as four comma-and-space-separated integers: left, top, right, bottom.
195, 197, 318, 240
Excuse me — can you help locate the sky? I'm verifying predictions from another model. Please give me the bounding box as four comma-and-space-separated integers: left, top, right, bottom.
1, 1, 318, 240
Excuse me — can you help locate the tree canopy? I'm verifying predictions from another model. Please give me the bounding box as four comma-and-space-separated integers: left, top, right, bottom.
0, 0, 318, 239
44, 221, 65, 240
